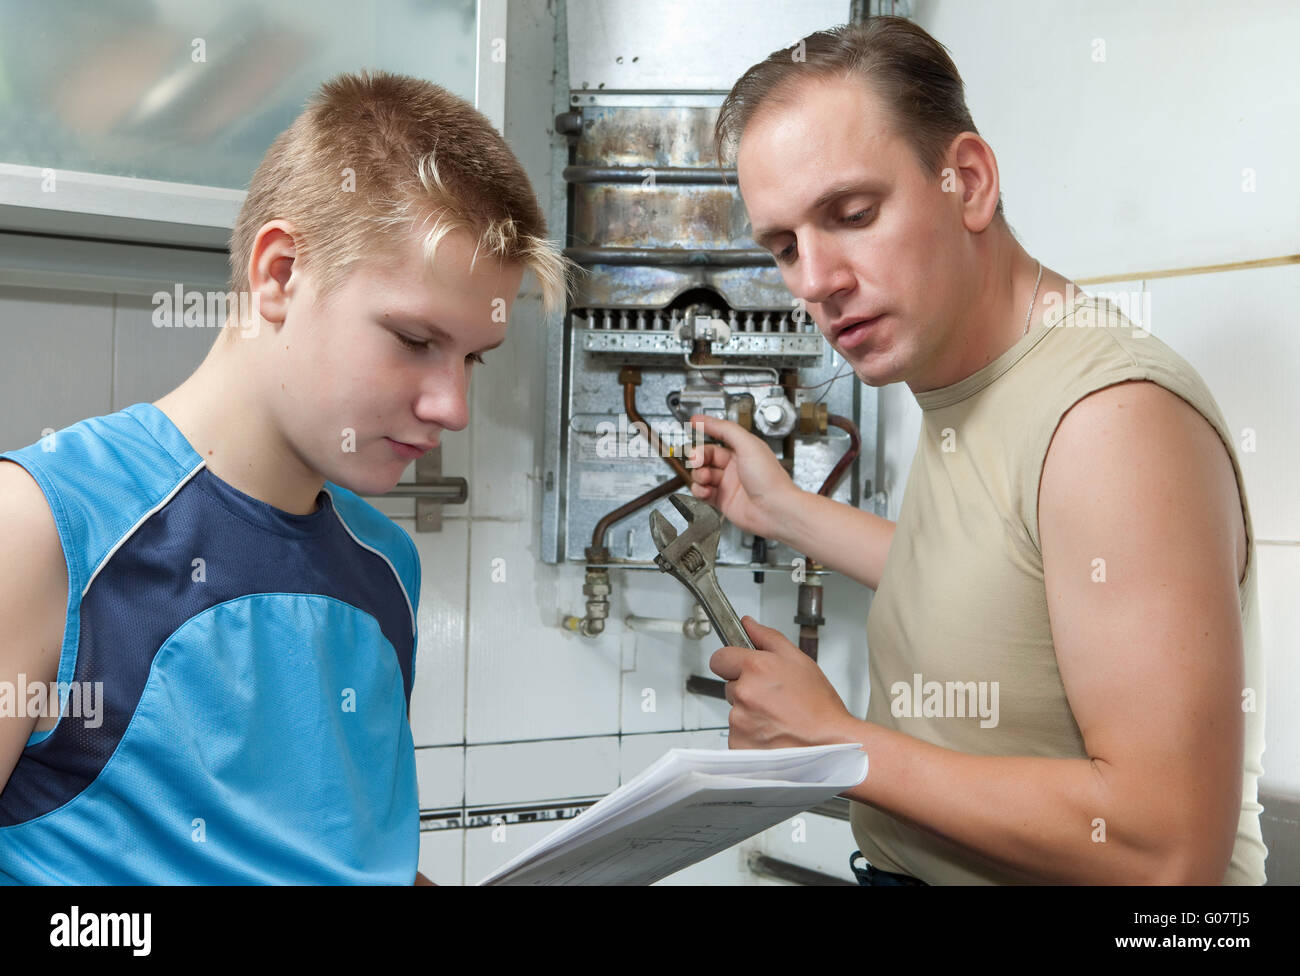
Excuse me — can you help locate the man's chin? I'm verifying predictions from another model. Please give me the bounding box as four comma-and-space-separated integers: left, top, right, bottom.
848, 358, 890, 388
322, 464, 407, 498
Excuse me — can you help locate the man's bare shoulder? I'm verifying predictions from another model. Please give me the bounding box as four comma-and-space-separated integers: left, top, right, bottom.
0, 456, 69, 638
1039, 379, 1247, 583
0, 458, 70, 750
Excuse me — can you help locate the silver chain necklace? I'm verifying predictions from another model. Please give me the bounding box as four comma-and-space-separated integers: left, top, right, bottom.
1022, 259, 1044, 338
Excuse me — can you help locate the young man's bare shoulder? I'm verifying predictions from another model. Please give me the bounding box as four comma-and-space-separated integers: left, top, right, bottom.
0, 458, 68, 733
0, 457, 64, 560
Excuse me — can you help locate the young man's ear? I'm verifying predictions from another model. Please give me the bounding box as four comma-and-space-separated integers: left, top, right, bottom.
248, 220, 300, 326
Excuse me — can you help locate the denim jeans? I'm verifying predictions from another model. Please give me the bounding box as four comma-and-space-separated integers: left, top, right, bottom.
849, 850, 928, 886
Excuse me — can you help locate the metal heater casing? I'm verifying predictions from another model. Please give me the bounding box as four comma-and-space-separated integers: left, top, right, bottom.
539, 0, 878, 569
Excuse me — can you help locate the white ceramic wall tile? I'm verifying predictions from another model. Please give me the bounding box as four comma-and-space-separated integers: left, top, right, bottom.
465, 735, 619, 807
464, 819, 555, 885
466, 520, 621, 741
438, 429, 470, 518
618, 729, 729, 782
417, 828, 464, 887
415, 746, 465, 811
618, 627, 687, 734
0, 284, 113, 450
111, 291, 215, 409
1143, 264, 1299, 542
755, 812, 861, 883
617, 569, 718, 734
1256, 543, 1300, 797
407, 519, 469, 747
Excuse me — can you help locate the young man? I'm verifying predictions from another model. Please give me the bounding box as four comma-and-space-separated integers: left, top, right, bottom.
688, 19, 1264, 884
0, 71, 567, 884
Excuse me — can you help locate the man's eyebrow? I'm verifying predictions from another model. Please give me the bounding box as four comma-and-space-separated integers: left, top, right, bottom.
752, 179, 886, 248
382, 312, 505, 351
382, 312, 452, 339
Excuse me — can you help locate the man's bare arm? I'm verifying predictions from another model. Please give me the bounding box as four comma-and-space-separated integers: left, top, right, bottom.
834, 381, 1245, 882
687, 415, 896, 590
778, 490, 896, 591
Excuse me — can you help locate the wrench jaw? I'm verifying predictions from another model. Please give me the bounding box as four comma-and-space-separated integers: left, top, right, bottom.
648, 510, 684, 580
662, 493, 723, 565
648, 508, 677, 553
667, 494, 723, 548
649, 496, 755, 650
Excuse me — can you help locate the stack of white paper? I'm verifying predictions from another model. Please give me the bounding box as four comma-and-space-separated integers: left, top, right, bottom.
477, 743, 868, 886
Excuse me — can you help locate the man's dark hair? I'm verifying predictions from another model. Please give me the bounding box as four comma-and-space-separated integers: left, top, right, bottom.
715, 17, 1004, 222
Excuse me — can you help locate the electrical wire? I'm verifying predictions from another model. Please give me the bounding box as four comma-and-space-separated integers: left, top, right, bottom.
682, 350, 780, 388
807, 359, 855, 402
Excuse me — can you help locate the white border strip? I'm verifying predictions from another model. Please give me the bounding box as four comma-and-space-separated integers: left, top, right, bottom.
82, 459, 208, 599
475, 0, 508, 131
323, 488, 418, 637
0, 162, 244, 231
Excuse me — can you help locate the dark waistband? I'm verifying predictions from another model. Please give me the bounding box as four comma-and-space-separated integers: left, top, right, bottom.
850, 850, 928, 886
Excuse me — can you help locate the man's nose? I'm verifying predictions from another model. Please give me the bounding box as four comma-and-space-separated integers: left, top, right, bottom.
793, 234, 854, 307
418, 363, 471, 433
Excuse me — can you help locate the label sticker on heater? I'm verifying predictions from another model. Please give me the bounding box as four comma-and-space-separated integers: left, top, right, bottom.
577, 469, 669, 501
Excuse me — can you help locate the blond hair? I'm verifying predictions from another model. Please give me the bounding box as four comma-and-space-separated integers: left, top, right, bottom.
228, 70, 573, 332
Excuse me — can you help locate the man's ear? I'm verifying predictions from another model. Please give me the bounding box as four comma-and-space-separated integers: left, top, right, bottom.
948, 132, 1001, 233
248, 221, 300, 327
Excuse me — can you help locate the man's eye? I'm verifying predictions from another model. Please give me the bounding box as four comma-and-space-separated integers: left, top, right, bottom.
775, 243, 796, 264
844, 207, 873, 224
395, 332, 428, 352
467, 352, 487, 366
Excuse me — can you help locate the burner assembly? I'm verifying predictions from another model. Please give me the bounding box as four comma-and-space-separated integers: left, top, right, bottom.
539, 31, 880, 672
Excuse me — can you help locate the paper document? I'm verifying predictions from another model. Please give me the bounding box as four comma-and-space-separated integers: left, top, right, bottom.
477, 743, 868, 886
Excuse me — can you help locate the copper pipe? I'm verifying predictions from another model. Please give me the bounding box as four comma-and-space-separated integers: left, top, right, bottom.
590, 474, 686, 553
793, 414, 861, 662
624, 381, 693, 484
818, 414, 861, 497
795, 573, 825, 661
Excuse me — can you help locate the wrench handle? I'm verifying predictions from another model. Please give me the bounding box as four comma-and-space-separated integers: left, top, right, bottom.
692, 572, 755, 650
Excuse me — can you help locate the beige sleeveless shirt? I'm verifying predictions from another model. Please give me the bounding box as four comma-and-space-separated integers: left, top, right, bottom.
851, 290, 1267, 884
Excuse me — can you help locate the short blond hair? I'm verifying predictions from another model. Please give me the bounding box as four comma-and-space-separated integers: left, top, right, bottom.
228, 70, 572, 327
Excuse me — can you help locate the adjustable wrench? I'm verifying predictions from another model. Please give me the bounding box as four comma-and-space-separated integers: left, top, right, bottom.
649, 493, 755, 650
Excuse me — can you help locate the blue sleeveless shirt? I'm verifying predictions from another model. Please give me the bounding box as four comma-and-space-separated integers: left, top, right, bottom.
0, 402, 421, 884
